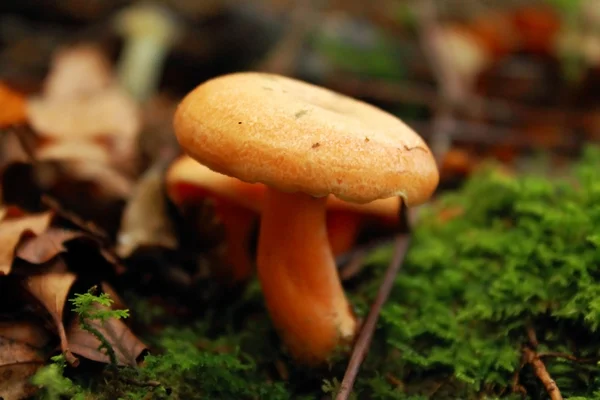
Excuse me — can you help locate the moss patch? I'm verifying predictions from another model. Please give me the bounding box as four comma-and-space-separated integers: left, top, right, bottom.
33, 147, 600, 399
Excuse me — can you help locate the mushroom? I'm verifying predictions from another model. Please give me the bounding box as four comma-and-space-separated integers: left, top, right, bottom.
173, 72, 439, 364
113, 3, 180, 102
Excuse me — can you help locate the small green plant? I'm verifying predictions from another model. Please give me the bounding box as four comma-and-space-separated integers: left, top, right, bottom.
69, 286, 130, 366
30, 355, 88, 400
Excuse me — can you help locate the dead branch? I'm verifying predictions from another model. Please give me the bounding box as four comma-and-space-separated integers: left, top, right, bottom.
523, 347, 563, 400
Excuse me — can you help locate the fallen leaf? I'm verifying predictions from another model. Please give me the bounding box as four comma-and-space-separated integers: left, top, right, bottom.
22, 272, 79, 366
116, 159, 178, 258
0, 209, 54, 275
0, 82, 27, 128
0, 321, 50, 400
0, 321, 52, 348
16, 228, 85, 265
67, 303, 147, 367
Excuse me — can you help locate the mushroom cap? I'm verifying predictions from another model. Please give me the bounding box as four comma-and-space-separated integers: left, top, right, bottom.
174, 72, 439, 205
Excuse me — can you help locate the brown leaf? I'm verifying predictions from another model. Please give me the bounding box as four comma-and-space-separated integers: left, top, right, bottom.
16, 228, 85, 265
0, 209, 54, 275
23, 272, 79, 366
67, 304, 147, 367
116, 160, 177, 258
0, 321, 50, 400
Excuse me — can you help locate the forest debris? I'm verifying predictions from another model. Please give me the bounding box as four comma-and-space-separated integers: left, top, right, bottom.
0, 321, 51, 400
16, 228, 85, 265
22, 272, 79, 366
0, 82, 27, 128
67, 303, 147, 367
0, 208, 54, 275
116, 159, 177, 258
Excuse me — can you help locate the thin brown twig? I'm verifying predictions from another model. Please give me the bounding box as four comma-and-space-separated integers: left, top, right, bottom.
335, 233, 412, 400
523, 347, 563, 400
526, 324, 539, 349
538, 352, 599, 364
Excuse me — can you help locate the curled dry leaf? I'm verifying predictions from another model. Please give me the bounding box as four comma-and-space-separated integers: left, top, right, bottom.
22, 272, 79, 366
67, 303, 147, 367
0, 82, 27, 128
0, 321, 51, 400
116, 160, 177, 258
0, 208, 53, 276
16, 228, 85, 265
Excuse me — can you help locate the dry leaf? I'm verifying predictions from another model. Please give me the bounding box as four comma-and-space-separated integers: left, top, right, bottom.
16, 228, 85, 265
0, 209, 54, 275
23, 272, 79, 366
116, 160, 178, 258
0, 321, 50, 400
67, 303, 147, 367
0, 82, 27, 128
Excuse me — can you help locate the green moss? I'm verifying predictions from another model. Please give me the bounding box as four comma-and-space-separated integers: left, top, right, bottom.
32, 146, 600, 399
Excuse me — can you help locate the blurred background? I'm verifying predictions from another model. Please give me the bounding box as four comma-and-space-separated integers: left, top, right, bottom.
0, 0, 599, 229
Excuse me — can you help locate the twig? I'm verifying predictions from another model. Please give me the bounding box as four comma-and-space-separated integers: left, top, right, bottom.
526, 324, 539, 349
336, 230, 412, 400
523, 347, 563, 400
338, 250, 367, 281
538, 352, 599, 364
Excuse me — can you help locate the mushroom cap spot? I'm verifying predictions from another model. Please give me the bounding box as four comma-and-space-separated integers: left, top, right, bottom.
174, 72, 439, 206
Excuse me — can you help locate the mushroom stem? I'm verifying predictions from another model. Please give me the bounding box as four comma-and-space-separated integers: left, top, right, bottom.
257, 188, 357, 364
327, 210, 362, 257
